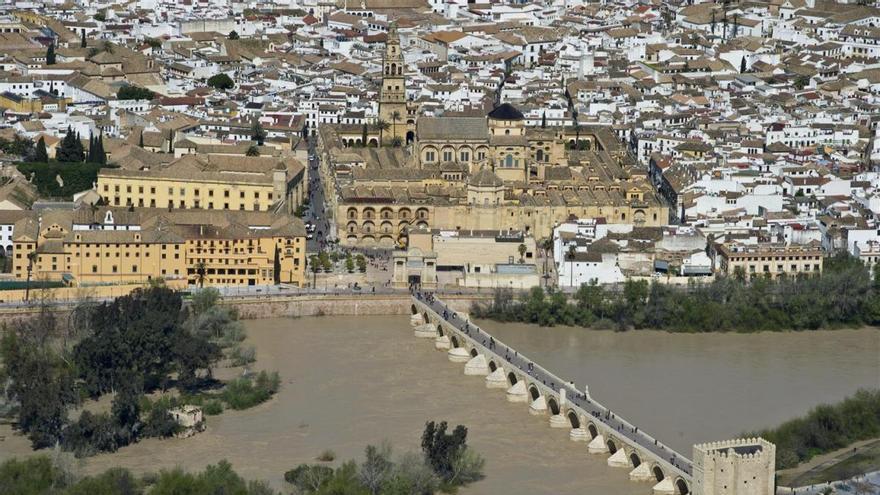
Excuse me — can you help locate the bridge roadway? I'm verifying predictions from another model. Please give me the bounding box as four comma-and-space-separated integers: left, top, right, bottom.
413, 293, 694, 494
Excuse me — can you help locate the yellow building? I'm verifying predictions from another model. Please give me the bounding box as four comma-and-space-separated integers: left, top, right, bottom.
12, 207, 307, 287
96, 153, 306, 214
0, 91, 68, 114
715, 242, 823, 279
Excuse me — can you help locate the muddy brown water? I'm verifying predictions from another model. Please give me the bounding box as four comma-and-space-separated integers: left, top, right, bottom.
1, 316, 877, 494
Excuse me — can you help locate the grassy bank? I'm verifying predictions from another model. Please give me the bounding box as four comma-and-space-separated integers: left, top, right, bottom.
781, 440, 880, 487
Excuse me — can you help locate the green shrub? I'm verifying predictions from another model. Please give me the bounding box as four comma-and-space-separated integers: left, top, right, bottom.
203, 399, 224, 416
16, 162, 113, 200
221, 371, 280, 410
317, 449, 336, 462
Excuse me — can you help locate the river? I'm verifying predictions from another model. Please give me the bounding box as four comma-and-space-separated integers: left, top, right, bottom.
0, 316, 877, 494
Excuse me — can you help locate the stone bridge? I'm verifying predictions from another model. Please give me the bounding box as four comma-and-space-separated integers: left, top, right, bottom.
411, 295, 693, 495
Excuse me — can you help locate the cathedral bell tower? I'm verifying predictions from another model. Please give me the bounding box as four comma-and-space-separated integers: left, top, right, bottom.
379, 23, 408, 146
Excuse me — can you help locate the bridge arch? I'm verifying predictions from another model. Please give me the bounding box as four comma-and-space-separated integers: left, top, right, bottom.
607, 438, 618, 454
652, 465, 665, 482
629, 452, 641, 468
436, 325, 443, 337
469, 348, 479, 358
488, 360, 497, 372
450, 336, 460, 348
410, 304, 417, 315
528, 384, 541, 401
547, 397, 560, 415
675, 477, 690, 495
423, 311, 430, 323
566, 410, 580, 428
507, 372, 518, 386
587, 422, 599, 439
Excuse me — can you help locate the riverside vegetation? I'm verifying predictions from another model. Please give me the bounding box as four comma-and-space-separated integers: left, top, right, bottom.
0, 455, 276, 495
0, 286, 279, 458
472, 252, 880, 332
0, 420, 486, 494
746, 389, 880, 470
284, 420, 485, 495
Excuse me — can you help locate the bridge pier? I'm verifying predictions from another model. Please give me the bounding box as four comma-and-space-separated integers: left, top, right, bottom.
410, 313, 425, 327
652, 477, 675, 495
607, 448, 631, 468
629, 462, 654, 482
506, 381, 527, 402
569, 427, 590, 441
485, 368, 507, 389
464, 354, 490, 375
414, 323, 437, 338
588, 434, 609, 454
434, 335, 450, 350
529, 395, 547, 415
447, 347, 470, 363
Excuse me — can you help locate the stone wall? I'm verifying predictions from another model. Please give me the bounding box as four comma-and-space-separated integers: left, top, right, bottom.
0, 293, 489, 325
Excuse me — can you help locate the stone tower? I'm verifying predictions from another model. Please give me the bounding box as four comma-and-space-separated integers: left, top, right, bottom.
379, 23, 407, 145
692, 438, 776, 495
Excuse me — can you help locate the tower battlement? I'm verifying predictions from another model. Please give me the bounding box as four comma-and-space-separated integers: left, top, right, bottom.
692, 438, 775, 495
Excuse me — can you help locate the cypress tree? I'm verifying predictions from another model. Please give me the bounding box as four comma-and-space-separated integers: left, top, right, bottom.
273, 247, 281, 284
138, 129, 144, 148
73, 132, 84, 162
740, 57, 747, 73
87, 133, 95, 163
80, 29, 86, 49
46, 43, 55, 65
57, 126, 76, 162
541, 112, 547, 128
97, 133, 105, 165
34, 137, 48, 163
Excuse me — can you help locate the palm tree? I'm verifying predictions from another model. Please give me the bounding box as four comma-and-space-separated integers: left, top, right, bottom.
196, 261, 207, 288
567, 244, 577, 289
375, 119, 390, 145
25, 251, 37, 302
390, 136, 403, 148
390, 110, 402, 144
518, 243, 527, 263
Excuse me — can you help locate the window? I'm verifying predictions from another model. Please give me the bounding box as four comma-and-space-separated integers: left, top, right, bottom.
442, 150, 453, 162
425, 151, 435, 162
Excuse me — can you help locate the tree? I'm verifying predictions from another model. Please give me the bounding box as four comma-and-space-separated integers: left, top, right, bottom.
57, 126, 84, 163
345, 254, 355, 273
196, 261, 206, 288
541, 112, 547, 128
117, 86, 155, 100
246, 145, 260, 157
518, 243, 527, 263
390, 136, 403, 148
228, 30, 239, 40
273, 247, 281, 284
390, 110, 402, 144
421, 421, 468, 483
0, 308, 78, 449
356, 254, 367, 273
138, 129, 145, 148
95, 133, 106, 165
80, 29, 86, 48
309, 255, 320, 287
46, 43, 55, 65
34, 136, 48, 163
207, 73, 234, 90
361, 123, 368, 147
567, 244, 577, 287
740, 56, 747, 74
375, 119, 389, 145
359, 443, 392, 495
251, 121, 266, 146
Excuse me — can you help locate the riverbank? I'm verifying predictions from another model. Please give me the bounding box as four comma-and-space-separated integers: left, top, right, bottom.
777, 439, 880, 487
